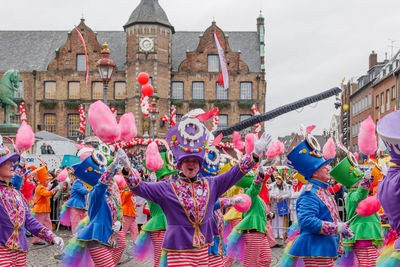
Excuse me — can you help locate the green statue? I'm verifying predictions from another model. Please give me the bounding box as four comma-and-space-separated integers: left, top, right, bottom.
0, 70, 20, 124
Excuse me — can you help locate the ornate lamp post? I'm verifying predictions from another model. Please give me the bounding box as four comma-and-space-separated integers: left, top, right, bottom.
96, 43, 115, 105
149, 98, 159, 140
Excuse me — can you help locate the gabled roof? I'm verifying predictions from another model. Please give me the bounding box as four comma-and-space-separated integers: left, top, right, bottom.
124, 0, 174, 32
0, 30, 260, 73
36, 131, 75, 142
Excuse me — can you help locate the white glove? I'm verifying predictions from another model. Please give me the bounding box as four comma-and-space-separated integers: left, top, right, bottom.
233, 196, 244, 204
363, 169, 372, 180
19, 152, 28, 166
150, 172, 157, 183
117, 148, 131, 169
337, 222, 348, 234
380, 161, 390, 176
53, 236, 64, 251
46, 182, 54, 191
112, 221, 122, 232
253, 132, 272, 156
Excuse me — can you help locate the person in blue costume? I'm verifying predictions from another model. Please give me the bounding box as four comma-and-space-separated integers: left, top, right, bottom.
61, 149, 127, 267
61, 175, 89, 233
281, 134, 354, 267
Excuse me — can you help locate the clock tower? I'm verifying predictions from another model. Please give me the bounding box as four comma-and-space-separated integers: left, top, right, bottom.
124, 0, 174, 138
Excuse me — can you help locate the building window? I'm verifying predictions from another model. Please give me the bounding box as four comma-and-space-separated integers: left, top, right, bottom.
387, 89, 391, 111
392, 86, 396, 100
10, 115, 20, 125
192, 82, 204, 100
240, 82, 252, 100
171, 82, 184, 100
176, 114, 183, 122
92, 82, 104, 100
216, 82, 228, 100
218, 114, 228, 130
376, 95, 379, 108
44, 113, 56, 133
14, 80, 24, 99
68, 82, 80, 99
68, 114, 80, 138
240, 114, 252, 135
114, 82, 126, 99
381, 92, 384, 113
207, 55, 219, 72
44, 81, 56, 99
76, 54, 86, 72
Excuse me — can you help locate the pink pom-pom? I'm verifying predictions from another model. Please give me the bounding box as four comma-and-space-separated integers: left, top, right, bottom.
114, 175, 126, 189
234, 194, 252, 213
245, 134, 256, 155
57, 169, 69, 182
354, 152, 359, 161
266, 140, 285, 158
211, 133, 223, 147
233, 131, 244, 151
88, 101, 120, 143
145, 142, 163, 171
322, 137, 336, 159
15, 123, 35, 151
356, 195, 380, 217
358, 116, 377, 156
132, 169, 141, 178
119, 113, 137, 142
306, 125, 316, 134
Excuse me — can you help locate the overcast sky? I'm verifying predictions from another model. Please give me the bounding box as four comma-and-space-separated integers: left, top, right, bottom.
2, 0, 400, 139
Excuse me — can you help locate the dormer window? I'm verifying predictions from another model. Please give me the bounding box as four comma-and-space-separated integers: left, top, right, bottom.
207, 55, 219, 72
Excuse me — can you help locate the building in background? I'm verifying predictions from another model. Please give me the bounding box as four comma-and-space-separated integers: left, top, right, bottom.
0, 0, 266, 140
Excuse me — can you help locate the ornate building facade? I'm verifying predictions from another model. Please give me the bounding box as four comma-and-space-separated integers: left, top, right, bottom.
0, 0, 266, 139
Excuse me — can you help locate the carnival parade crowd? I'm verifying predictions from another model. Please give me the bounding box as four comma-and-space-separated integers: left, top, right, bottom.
1, 105, 400, 267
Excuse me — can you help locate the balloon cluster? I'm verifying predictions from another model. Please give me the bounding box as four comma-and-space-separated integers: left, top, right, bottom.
138, 72, 153, 117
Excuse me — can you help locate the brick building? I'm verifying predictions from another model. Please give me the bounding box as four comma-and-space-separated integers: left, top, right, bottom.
0, 0, 266, 140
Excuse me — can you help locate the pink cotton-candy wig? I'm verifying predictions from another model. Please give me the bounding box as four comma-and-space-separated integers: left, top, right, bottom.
233, 131, 244, 151
57, 169, 69, 182
322, 137, 336, 159
118, 112, 137, 142
88, 100, 120, 143
234, 193, 252, 213
15, 123, 35, 151
356, 195, 381, 217
266, 139, 285, 158
114, 175, 126, 189
358, 115, 377, 156
145, 142, 163, 171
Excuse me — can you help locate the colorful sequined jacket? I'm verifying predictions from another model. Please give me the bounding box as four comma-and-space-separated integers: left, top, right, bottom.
76, 171, 120, 247
345, 178, 383, 245
125, 154, 258, 251
64, 180, 89, 210
289, 179, 343, 258
0, 173, 55, 252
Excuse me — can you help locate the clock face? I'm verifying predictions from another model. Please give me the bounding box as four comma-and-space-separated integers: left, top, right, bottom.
139, 37, 154, 52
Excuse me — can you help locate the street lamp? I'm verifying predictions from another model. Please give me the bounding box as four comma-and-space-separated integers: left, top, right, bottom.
96, 43, 116, 105
149, 98, 159, 140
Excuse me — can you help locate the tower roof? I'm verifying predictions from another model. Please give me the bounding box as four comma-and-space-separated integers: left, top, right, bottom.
124, 0, 174, 32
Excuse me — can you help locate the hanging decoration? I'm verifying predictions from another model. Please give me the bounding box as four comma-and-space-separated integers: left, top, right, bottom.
251, 104, 261, 137
211, 107, 219, 132
170, 105, 176, 127
78, 104, 86, 138
19, 103, 27, 124
75, 27, 89, 85
140, 96, 150, 117
110, 106, 117, 118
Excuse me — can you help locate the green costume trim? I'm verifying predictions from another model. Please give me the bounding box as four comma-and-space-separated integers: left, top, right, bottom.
142, 201, 167, 231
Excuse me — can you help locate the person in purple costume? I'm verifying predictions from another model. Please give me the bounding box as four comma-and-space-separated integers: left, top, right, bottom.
376, 111, 400, 266
0, 137, 64, 266
119, 113, 272, 266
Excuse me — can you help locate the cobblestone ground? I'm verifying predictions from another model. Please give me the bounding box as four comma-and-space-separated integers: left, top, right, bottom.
26, 229, 284, 266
